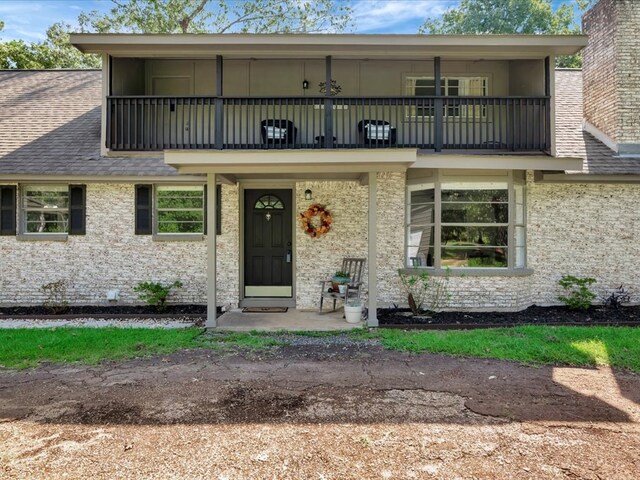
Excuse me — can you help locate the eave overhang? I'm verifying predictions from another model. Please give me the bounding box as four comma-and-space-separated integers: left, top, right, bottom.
164, 149, 416, 175
412, 154, 583, 171
70, 33, 588, 60
538, 172, 640, 183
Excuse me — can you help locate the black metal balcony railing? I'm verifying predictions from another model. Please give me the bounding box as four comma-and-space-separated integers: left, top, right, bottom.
106, 96, 551, 152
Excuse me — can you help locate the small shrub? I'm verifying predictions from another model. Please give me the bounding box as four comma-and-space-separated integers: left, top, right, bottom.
399, 268, 451, 315
40, 280, 70, 314
601, 285, 631, 310
133, 280, 183, 312
558, 275, 596, 310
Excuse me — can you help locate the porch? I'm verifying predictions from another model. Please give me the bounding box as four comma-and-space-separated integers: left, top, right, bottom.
165, 149, 416, 329
212, 308, 362, 332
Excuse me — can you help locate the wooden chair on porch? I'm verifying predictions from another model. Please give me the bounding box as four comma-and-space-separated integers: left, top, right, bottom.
319, 257, 366, 313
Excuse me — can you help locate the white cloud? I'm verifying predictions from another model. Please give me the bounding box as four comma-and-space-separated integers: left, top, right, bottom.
0, 1, 83, 41
14, 28, 47, 41
352, 0, 456, 33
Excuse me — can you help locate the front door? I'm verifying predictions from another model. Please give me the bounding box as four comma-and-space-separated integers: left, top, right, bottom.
244, 189, 293, 298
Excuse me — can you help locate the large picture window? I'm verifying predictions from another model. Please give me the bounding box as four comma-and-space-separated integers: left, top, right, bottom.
155, 185, 205, 234
407, 173, 525, 269
22, 185, 69, 234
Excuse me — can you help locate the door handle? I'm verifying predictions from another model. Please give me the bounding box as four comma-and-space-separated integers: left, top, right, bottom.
286, 250, 292, 263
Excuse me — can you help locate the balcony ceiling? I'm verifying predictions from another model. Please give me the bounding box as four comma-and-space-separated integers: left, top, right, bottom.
70, 33, 587, 60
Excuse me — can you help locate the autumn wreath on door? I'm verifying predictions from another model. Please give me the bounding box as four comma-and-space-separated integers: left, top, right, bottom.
299, 203, 332, 238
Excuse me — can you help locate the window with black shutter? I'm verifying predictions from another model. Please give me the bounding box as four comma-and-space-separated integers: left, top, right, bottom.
135, 184, 153, 235
68, 185, 86, 235
0, 185, 17, 236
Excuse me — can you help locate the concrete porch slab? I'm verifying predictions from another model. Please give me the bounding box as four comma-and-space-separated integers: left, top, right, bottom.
209, 308, 363, 331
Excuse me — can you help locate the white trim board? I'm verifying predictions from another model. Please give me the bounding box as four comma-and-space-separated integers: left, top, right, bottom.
412, 154, 582, 171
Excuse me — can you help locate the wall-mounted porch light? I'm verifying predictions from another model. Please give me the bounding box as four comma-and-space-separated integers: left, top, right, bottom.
305, 189, 313, 200
302, 79, 309, 90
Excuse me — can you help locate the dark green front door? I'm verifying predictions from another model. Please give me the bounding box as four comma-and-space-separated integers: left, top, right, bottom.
244, 189, 293, 298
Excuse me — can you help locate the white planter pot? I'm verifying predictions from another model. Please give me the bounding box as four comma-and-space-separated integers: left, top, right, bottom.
338, 284, 347, 295
344, 304, 363, 324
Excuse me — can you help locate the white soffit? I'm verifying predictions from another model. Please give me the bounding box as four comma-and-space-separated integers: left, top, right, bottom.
164, 149, 417, 174
70, 33, 588, 59
412, 154, 583, 171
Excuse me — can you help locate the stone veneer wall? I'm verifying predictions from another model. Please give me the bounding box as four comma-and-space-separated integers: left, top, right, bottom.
374, 172, 406, 305
526, 177, 640, 305
294, 172, 406, 310
583, 0, 640, 145
0, 183, 240, 307
2, 176, 639, 310
295, 180, 368, 309
430, 174, 640, 310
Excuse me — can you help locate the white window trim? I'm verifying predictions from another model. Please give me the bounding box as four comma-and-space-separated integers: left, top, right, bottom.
153, 184, 206, 240
405, 171, 527, 272
19, 184, 69, 238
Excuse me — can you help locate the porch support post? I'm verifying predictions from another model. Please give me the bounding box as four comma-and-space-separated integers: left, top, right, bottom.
206, 172, 218, 328
214, 55, 224, 150
545, 55, 555, 155
367, 172, 378, 327
101, 53, 110, 156
324, 55, 334, 148
434, 56, 443, 152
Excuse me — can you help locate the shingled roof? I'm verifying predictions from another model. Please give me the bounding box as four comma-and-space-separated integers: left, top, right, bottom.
0, 69, 176, 177
1, 68, 639, 178
555, 69, 640, 175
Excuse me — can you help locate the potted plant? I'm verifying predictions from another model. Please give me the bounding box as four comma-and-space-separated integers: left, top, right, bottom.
332, 271, 351, 294
344, 298, 363, 324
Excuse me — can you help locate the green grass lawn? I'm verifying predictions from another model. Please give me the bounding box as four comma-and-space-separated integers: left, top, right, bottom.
1, 325, 639, 372
0, 328, 288, 369
0, 328, 205, 369
367, 326, 640, 372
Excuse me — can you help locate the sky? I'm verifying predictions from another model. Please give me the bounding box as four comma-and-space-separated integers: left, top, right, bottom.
0, 0, 579, 41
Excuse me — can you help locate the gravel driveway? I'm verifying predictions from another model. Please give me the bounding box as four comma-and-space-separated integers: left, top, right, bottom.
1, 344, 638, 479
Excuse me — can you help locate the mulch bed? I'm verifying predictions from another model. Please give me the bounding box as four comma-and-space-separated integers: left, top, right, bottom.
0, 304, 210, 320
378, 305, 640, 329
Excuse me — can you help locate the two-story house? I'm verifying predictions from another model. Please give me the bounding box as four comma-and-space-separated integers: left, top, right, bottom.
1, 0, 639, 327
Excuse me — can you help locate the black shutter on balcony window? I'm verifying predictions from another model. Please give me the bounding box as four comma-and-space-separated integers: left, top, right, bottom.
135, 184, 152, 235
68, 185, 86, 235
203, 184, 222, 236
0, 185, 17, 236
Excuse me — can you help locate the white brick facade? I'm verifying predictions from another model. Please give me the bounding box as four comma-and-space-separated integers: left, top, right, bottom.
295, 172, 405, 309
1, 175, 639, 310
419, 175, 640, 310
0, 183, 239, 308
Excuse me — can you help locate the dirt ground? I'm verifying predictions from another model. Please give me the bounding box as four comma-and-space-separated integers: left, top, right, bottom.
1, 344, 639, 479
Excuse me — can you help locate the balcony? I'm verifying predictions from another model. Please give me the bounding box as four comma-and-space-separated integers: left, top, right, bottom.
106, 95, 551, 153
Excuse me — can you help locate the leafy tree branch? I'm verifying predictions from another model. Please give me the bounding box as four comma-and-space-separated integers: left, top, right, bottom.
419, 0, 591, 68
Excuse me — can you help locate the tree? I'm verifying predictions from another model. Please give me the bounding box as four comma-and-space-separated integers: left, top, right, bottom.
2, 0, 351, 69
420, 0, 589, 68
0, 21, 100, 69
78, 0, 352, 34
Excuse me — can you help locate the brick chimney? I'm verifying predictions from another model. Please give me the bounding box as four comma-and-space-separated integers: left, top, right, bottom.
583, 0, 640, 155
